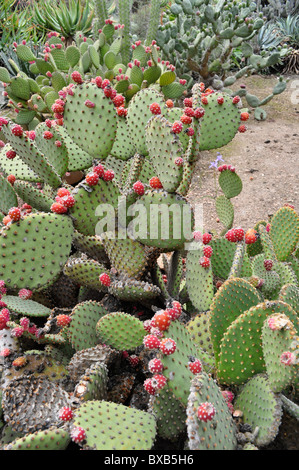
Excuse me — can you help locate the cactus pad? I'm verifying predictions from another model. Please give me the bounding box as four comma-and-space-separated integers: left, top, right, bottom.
209, 278, 262, 364
186, 372, 237, 450
128, 189, 193, 251
217, 300, 299, 385
96, 312, 146, 351
68, 301, 109, 351
186, 241, 214, 312
3, 427, 71, 450
0, 212, 73, 291
63, 81, 118, 159
234, 374, 282, 447
269, 207, 299, 261
72, 400, 156, 450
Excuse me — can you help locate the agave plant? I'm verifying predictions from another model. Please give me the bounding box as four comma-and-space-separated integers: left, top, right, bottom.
0, 0, 39, 52
30, 0, 95, 42
276, 14, 299, 48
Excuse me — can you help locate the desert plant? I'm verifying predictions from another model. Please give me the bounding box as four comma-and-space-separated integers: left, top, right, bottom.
155, 0, 289, 119
0, 20, 187, 128
30, 0, 95, 42
0, 21, 298, 452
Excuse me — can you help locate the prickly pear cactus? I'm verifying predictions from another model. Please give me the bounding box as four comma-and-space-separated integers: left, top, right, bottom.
186, 372, 237, 450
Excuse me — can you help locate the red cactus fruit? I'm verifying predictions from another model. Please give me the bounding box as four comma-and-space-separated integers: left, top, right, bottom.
188, 358, 202, 374
11, 125, 23, 137
149, 102, 162, 115
133, 180, 145, 196
199, 256, 210, 268
202, 232, 212, 244
58, 406, 74, 422
143, 334, 161, 350
159, 337, 176, 355
56, 314, 71, 327
172, 121, 183, 134
197, 402, 216, 422
148, 358, 164, 374
85, 172, 99, 186
70, 426, 86, 443
149, 176, 163, 189
99, 273, 111, 287
8, 207, 21, 222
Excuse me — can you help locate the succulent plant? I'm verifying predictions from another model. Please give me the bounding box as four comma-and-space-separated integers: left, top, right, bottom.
156, 0, 289, 120
0, 51, 298, 451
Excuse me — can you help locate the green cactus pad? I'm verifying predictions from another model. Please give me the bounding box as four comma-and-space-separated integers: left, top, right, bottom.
209, 278, 263, 364
0, 144, 41, 183
34, 123, 68, 177
101, 230, 150, 280
1, 120, 62, 188
68, 301, 109, 351
186, 241, 214, 312
3, 427, 71, 450
157, 320, 199, 406
262, 313, 298, 392
149, 386, 187, 441
74, 362, 108, 402
198, 92, 241, 151
72, 400, 156, 450
218, 169, 242, 199
54, 126, 93, 171
8, 76, 31, 101
279, 284, 299, 313
63, 257, 109, 291
259, 223, 277, 261
246, 220, 267, 257
0, 173, 18, 215
186, 372, 237, 450
0, 212, 73, 291
270, 207, 299, 261
72, 231, 107, 264
0, 67, 11, 84
13, 180, 54, 212
145, 114, 184, 192
96, 312, 146, 351
186, 312, 215, 365
128, 189, 193, 251
15, 109, 37, 126
251, 253, 281, 297
210, 237, 252, 280
217, 300, 299, 385
109, 278, 161, 302
1, 295, 51, 317
234, 374, 282, 447
63, 81, 118, 159
162, 82, 185, 100
110, 116, 136, 160
215, 195, 234, 229
126, 88, 166, 155
69, 177, 121, 236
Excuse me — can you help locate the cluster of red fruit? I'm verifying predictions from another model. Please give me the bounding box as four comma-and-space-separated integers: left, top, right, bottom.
141, 301, 203, 395
51, 98, 65, 125
2, 203, 32, 226
58, 404, 87, 443
225, 227, 257, 245
218, 164, 236, 173
149, 96, 206, 138
51, 187, 75, 214
85, 162, 115, 187
0, 302, 41, 340
192, 231, 213, 269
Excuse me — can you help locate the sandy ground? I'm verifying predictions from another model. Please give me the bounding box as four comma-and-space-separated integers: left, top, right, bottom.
187, 74, 299, 233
